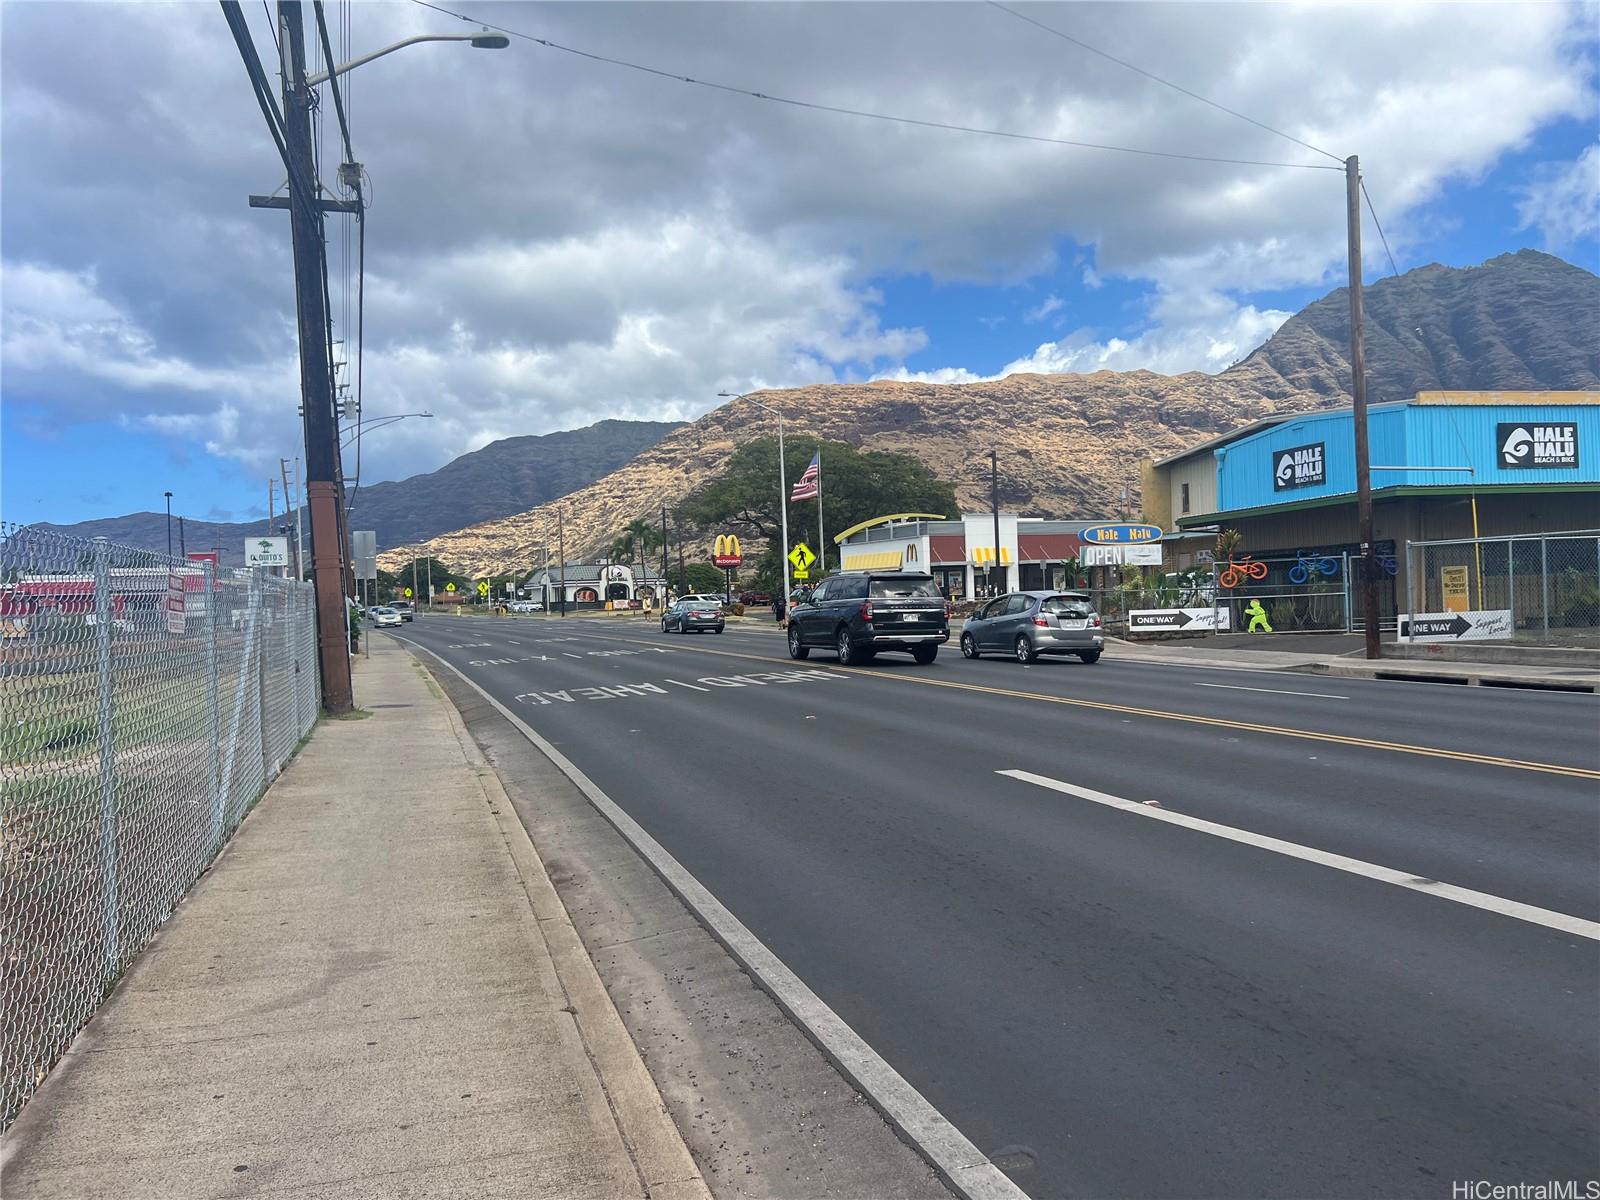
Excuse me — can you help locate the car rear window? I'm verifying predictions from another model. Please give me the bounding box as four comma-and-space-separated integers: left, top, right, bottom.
1041, 595, 1093, 617
870, 576, 941, 599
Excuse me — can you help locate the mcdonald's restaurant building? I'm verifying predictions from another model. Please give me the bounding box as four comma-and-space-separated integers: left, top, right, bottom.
835, 513, 1113, 600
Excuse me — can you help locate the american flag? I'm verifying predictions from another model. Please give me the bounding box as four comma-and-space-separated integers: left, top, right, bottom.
790, 452, 820, 501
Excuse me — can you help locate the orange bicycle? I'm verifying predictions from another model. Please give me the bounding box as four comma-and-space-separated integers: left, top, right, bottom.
1218, 554, 1268, 588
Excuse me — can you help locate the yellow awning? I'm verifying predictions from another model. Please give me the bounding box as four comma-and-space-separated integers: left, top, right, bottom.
841, 550, 904, 570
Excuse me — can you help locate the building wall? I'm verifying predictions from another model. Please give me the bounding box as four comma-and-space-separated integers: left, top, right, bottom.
1161, 454, 1219, 526
1213, 402, 1596, 512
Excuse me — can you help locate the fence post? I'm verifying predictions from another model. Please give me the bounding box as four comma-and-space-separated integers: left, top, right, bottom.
1342, 553, 1352, 632
1507, 539, 1515, 632
1405, 542, 1416, 640
207, 562, 223, 852
92, 537, 119, 977
1540, 536, 1550, 642
255, 572, 270, 781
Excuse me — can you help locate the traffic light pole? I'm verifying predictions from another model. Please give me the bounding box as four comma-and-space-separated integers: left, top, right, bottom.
280, 2, 353, 711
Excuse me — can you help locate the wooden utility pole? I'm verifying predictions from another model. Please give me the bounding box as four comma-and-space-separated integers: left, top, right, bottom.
279, 0, 352, 710
1346, 155, 1380, 661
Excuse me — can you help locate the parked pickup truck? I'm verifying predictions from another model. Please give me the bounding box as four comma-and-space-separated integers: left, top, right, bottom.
785, 571, 949, 665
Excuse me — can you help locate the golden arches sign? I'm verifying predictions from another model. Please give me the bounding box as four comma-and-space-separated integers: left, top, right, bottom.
713, 534, 743, 567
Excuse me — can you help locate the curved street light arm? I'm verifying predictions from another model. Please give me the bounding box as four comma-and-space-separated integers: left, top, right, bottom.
306, 32, 509, 86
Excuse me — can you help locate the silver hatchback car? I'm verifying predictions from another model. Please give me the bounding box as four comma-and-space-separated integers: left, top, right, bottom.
959, 591, 1103, 664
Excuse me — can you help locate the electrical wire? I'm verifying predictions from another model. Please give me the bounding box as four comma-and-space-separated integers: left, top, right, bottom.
986, 2, 1345, 165
408, 0, 1340, 171
1361, 179, 1400, 278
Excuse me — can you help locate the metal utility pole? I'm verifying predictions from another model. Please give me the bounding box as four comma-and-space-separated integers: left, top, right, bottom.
279, 0, 352, 710
557, 510, 568, 617
991, 450, 1002, 596
280, 457, 301, 580
1346, 154, 1379, 661
661, 504, 670, 601
164, 491, 174, 557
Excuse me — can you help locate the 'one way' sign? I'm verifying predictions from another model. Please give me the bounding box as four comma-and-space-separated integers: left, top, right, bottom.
1397, 609, 1512, 643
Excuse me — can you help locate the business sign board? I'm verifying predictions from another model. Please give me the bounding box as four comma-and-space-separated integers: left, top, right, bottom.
1081, 543, 1163, 567
1127, 606, 1232, 633
245, 536, 289, 568
1497, 422, 1577, 469
713, 534, 744, 568
1273, 442, 1326, 491
1440, 566, 1470, 613
165, 571, 187, 635
351, 530, 378, 580
1079, 524, 1162, 545
1397, 610, 1513, 643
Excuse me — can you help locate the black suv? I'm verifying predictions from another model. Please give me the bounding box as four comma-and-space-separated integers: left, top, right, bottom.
786, 571, 949, 665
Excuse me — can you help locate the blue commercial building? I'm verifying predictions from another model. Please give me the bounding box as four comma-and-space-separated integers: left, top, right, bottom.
1143, 391, 1599, 623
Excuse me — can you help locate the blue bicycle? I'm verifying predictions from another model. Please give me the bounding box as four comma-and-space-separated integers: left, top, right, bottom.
1288, 550, 1341, 584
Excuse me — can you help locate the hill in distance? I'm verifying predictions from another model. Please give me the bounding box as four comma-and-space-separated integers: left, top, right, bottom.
33, 418, 682, 559
380, 249, 1599, 578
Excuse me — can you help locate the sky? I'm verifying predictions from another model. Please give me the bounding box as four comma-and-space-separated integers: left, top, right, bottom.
3, 0, 1597, 529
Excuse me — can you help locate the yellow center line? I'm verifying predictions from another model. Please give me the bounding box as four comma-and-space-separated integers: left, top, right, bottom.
568, 626, 1600, 781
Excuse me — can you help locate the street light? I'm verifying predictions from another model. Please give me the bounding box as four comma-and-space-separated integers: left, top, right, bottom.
719, 391, 790, 619
340, 411, 432, 449
164, 491, 173, 558
305, 32, 508, 86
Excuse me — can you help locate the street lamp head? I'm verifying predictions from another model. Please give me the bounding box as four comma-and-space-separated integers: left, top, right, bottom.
470, 33, 510, 49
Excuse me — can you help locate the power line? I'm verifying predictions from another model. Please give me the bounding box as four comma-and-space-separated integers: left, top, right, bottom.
1361, 179, 1400, 278
408, 0, 1340, 171
986, 1, 1345, 165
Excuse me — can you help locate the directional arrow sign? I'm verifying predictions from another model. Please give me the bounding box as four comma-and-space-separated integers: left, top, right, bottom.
1398, 609, 1512, 643
788, 543, 816, 570
1127, 607, 1230, 633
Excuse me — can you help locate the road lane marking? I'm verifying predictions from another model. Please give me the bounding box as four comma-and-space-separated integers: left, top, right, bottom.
399, 639, 1030, 1200
1195, 682, 1348, 700
998, 769, 1600, 941
534, 631, 1600, 781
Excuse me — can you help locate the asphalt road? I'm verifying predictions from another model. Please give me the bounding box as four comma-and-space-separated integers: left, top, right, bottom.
391, 614, 1600, 1200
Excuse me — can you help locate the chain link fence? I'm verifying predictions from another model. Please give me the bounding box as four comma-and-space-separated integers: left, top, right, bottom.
1407, 531, 1600, 646
1, 524, 320, 1127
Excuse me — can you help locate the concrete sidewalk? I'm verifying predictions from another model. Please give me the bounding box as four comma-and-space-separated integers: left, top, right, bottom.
1, 639, 709, 1200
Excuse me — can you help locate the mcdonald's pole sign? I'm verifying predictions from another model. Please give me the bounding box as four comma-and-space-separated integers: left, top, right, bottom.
713, 534, 743, 568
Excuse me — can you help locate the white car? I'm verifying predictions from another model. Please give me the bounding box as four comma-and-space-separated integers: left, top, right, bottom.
369, 606, 403, 627
508, 600, 544, 613
679, 594, 726, 608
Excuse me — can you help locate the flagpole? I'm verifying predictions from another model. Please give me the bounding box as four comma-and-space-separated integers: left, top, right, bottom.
816, 447, 825, 575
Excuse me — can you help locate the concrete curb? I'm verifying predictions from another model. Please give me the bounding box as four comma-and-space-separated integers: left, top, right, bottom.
420, 656, 713, 1200
404, 642, 1030, 1200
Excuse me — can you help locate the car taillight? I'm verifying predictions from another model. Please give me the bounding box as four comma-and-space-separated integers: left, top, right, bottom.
944, 601, 952, 619
1032, 617, 1049, 626
1091, 616, 1102, 627
859, 600, 873, 622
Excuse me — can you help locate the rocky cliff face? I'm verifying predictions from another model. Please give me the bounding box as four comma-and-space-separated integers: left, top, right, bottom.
381, 250, 1599, 578
1225, 250, 1600, 401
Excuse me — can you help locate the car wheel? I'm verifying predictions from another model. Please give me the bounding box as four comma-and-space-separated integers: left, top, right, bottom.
836, 627, 860, 666
1014, 634, 1037, 664
960, 633, 980, 659
1077, 650, 1101, 664
788, 624, 810, 660
911, 644, 937, 665
661, 620, 668, 633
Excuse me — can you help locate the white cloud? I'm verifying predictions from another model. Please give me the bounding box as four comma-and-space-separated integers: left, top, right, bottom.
1515, 143, 1600, 250
1023, 294, 1065, 323
1, 0, 1594, 504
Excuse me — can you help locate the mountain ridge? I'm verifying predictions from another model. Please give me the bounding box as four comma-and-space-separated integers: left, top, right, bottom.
379, 249, 1599, 577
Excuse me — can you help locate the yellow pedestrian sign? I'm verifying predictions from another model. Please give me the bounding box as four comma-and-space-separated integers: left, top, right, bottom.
477, 581, 490, 597
788, 543, 816, 571
445, 582, 456, 593
792, 567, 810, 581
403, 587, 413, 598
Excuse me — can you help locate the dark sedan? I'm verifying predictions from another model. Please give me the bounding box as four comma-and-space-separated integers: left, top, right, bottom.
662, 599, 725, 634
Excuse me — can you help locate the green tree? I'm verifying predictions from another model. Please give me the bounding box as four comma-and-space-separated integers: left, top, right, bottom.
667, 563, 726, 595
675, 437, 957, 588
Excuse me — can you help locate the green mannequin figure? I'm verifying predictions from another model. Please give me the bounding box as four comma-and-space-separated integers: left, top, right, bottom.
1245, 598, 1273, 633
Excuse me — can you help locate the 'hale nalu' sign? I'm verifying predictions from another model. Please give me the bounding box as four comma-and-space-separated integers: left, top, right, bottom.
1273, 442, 1326, 491
1497, 422, 1578, 469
